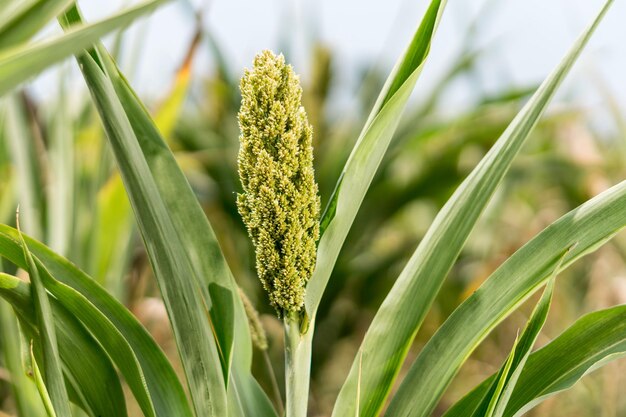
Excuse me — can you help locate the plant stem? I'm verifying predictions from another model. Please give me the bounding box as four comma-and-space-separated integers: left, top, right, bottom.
284, 313, 312, 417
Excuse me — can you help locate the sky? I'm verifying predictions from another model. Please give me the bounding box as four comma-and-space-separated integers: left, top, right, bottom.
33, 0, 626, 131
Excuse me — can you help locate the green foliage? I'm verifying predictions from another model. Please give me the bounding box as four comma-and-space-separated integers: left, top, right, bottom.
0, 1, 625, 417
0, 0, 170, 96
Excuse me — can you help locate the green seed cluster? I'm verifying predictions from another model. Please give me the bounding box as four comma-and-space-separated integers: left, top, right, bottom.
237, 50, 320, 315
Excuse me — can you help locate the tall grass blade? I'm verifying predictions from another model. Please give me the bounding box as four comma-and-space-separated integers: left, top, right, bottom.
305, 0, 447, 316
61, 5, 276, 416
0, 229, 193, 417
17, 219, 71, 416
90, 175, 132, 295
0, 0, 170, 96
71, 39, 229, 417
0, 0, 74, 49
335, 2, 613, 416
0, 272, 128, 416
443, 304, 626, 417
469, 269, 560, 417
30, 345, 58, 417
386, 181, 626, 416
2, 96, 44, 239
0, 300, 46, 417
45, 78, 73, 256
59, 7, 274, 416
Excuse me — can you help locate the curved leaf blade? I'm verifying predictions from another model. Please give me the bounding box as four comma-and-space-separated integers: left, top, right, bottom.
74, 47, 227, 416
386, 179, 626, 417
305, 0, 448, 316
443, 305, 626, 417
470, 273, 558, 417
60, 5, 273, 416
0, 272, 128, 417
0, 225, 194, 417
0, 299, 46, 417
0, 0, 169, 96
18, 223, 71, 417
29, 346, 57, 417
0, 0, 74, 49
336, 2, 614, 417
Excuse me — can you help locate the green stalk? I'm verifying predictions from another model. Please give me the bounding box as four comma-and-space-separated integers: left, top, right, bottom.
284, 314, 312, 417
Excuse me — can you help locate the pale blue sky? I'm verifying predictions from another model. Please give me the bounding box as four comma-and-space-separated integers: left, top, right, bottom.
34, 0, 626, 131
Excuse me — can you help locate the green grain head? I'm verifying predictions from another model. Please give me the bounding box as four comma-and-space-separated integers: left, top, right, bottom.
237, 50, 321, 315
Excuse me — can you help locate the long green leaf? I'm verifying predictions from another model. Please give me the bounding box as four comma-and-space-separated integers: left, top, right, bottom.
71, 37, 228, 417
1, 91, 46, 417
470, 273, 558, 417
0, 0, 74, 49
443, 304, 626, 417
482, 339, 517, 417
0, 226, 194, 417
334, 3, 613, 417
0, 0, 169, 97
0, 272, 128, 417
0, 299, 46, 417
294, 3, 448, 415
385, 181, 626, 416
31, 257, 157, 417
94, 42, 253, 377
61, 5, 275, 416
18, 221, 71, 417
305, 0, 447, 317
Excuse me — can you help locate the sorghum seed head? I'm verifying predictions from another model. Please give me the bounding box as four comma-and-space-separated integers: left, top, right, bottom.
237, 50, 320, 315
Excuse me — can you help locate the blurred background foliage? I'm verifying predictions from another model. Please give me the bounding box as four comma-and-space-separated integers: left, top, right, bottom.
1, 2, 625, 416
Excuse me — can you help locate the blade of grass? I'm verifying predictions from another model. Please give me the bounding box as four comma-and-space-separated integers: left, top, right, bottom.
490, 281, 555, 417
483, 338, 518, 417
17, 214, 71, 417
0, 0, 74, 49
60, 5, 275, 416
0, 299, 46, 417
386, 182, 626, 417
0, 87, 46, 417
32, 260, 158, 417
30, 343, 58, 417
68, 35, 228, 417
285, 3, 448, 414
334, 3, 613, 416
305, 0, 448, 317
0, 226, 194, 417
45, 74, 73, 256
90, 174, 133, 296
0, 0, 170, 96
469, 267, 560, 417
443, 304, 626, 417
0, 272, 128, 417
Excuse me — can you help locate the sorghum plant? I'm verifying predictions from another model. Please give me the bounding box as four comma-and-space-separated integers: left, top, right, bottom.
0, 0, 625, 417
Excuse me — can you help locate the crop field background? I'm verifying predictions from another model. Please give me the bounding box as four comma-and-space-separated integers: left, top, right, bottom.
0, 1, 625, 417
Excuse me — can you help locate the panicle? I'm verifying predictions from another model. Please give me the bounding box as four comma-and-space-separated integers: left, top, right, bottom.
237, 50, 321, 315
